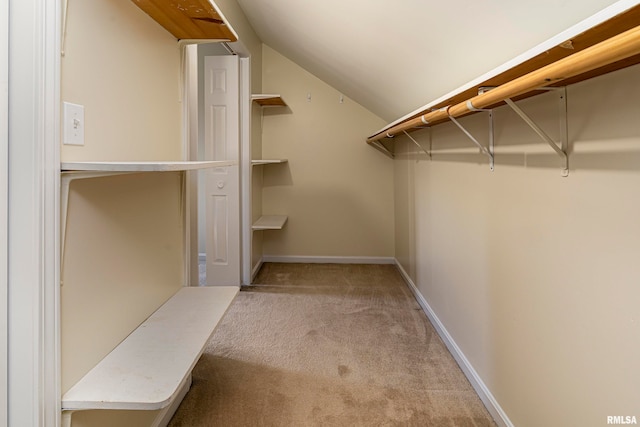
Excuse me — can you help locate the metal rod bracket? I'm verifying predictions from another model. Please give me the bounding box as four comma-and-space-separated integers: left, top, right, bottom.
368, 140, 395, 159
448, 112, 495, 171
504, 89, 569, 177
402, 130, 431, 158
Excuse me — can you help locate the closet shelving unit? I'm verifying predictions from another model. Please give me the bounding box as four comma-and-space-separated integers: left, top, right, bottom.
60, 160, 239, 424
61, 3, 242, 424
251, 94, 289, 232
367, 2, 640, 177
60, 0, 244, 416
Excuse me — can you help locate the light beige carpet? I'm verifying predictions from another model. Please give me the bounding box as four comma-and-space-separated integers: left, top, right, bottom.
169, 263, 496, 426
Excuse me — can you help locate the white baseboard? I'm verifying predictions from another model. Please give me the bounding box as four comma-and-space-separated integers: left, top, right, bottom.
251, 258, 264, 282
262, 255, 395, 265
394, 260, 513, 427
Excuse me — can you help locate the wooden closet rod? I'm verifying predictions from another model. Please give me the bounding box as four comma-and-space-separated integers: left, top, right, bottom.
367, 24, 640, 143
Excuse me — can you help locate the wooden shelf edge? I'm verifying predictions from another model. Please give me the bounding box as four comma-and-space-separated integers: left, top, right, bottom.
131, 0, 238, 41
251, 94, 287, 107
252, 215, 288, 230
61, 160, 236, 172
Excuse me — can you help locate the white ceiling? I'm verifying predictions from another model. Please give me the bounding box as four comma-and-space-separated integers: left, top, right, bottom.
236, 0, 621, 122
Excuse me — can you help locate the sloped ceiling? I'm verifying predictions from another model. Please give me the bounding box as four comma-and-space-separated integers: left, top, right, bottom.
235, 0, 620, 122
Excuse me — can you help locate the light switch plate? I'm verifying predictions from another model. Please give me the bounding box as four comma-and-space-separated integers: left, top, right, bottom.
63, 102, 85, 146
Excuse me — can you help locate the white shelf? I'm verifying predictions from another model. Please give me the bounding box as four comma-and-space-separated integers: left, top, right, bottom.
251, 94, 287, 107
61, 160, 236, 172
251, 159, 288, 166
62, 286, 238, 411
252, 215, 288, 231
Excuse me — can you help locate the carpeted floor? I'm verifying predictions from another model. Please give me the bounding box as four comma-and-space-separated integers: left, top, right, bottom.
169, 263, 496, 426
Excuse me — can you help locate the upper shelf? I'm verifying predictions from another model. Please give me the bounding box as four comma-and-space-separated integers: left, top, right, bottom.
130, 0, 238, 41
61, 160, 236, 172
252, 94, 287, 107
251, 159, 288, 166
368, 2, 640, 145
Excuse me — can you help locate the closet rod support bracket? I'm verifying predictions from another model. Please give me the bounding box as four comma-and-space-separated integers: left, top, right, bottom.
504, 94, 569, 177
368, 139, 395, 159
402, 130, 431, 158
448, 111, 494, 171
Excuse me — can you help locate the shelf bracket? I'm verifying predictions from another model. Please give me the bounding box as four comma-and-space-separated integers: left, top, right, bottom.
369, 137, 395, 159
504, 87, 568, 177
448, 109, 495, 171
60, 171, 133, 283
402, 130, 431, 158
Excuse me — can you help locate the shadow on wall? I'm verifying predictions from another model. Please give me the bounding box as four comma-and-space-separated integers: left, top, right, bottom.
401, 137, 640, 174
260, 182, 393, 257
262, 161, 293, 187
392, 102, 640, 173
263, 105, 293, 116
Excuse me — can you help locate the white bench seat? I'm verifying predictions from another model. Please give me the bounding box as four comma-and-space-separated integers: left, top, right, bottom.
62, 286, 238, 411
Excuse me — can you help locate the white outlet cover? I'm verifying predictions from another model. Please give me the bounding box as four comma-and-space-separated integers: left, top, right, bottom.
63, 102, 85, 146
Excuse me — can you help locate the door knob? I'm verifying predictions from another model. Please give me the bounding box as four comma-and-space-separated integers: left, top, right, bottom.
217, 181, 225, 189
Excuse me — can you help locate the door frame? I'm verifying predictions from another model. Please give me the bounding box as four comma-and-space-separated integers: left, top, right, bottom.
1, 0, 9, 422
203, 54, 240, 286
186, 41, 251, 286
7, 0, 61, 425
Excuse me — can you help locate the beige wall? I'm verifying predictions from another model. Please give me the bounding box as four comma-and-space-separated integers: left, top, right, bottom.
61, 0, 182, 162
260, 45, 394, 258
394, 64, 640, 426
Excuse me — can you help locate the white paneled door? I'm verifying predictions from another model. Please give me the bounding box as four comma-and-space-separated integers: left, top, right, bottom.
204, 55, 241, 286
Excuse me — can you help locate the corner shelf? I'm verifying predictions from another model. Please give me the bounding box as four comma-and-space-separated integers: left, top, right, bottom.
251, 159, 288, 166
251, 94, 287, 107
252, 215, 288, 231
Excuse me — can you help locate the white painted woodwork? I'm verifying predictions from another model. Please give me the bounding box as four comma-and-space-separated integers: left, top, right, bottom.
7, 0, 60, 424
204, 55, 241, 286
240, 56, 252, 286
61, 160, 236, 172
0, 0, 8, 419
251, 159, 288, 166
252, 215, 288, 230
61, 286, 238, 411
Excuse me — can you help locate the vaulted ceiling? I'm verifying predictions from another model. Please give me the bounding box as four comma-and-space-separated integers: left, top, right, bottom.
235, 0, 620, 122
